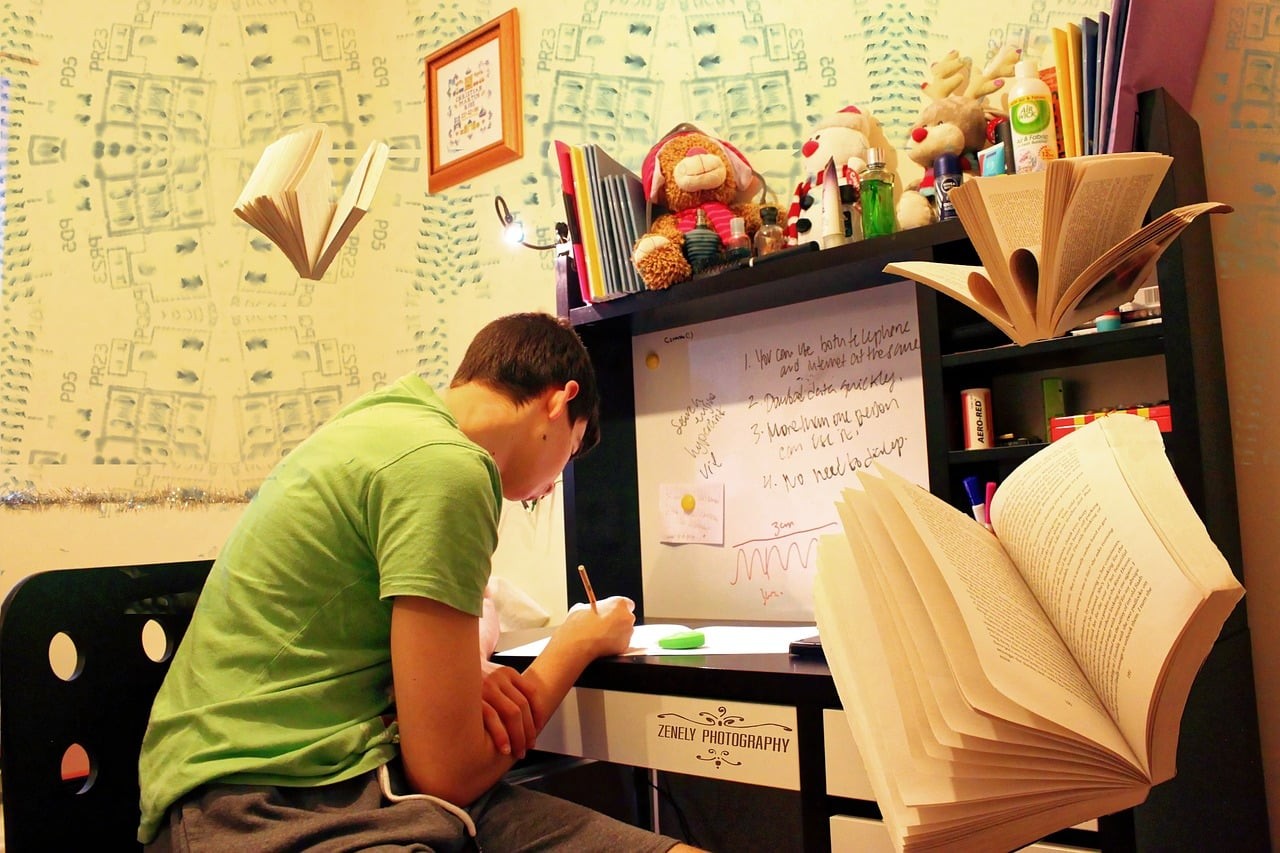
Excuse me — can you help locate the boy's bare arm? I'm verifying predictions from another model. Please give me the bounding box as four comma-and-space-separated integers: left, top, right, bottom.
389, 594, 636, 806
391, 595, 520, 805
520, 596, 636, 726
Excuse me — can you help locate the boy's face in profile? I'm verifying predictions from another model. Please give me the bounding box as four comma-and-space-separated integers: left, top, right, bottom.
502, 384, 586, 504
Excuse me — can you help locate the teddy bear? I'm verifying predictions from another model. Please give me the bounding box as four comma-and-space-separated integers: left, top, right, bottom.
897, 45, 1022, 230
631, 125, 763, 290
785, 105, 895, 247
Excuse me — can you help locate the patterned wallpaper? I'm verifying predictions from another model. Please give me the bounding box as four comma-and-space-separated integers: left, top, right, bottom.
5, 0, 1173, 504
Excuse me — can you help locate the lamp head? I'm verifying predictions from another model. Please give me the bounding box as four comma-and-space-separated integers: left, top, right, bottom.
493, 194, 568, 251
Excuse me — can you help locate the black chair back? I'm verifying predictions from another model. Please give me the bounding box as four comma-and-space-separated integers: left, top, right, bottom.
0, 560, 212, 851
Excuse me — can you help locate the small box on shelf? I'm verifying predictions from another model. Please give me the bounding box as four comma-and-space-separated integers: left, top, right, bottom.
1049, 403, 1171, 442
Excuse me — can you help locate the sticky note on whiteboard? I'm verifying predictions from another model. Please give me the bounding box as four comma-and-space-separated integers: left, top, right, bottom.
659, 483, 724, 545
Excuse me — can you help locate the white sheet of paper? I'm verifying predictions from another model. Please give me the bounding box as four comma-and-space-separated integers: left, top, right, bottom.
659, 483, 725, 545
495, 623, 818, 658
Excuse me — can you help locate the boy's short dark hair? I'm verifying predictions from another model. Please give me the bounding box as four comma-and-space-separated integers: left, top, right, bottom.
451, 312, 601, 456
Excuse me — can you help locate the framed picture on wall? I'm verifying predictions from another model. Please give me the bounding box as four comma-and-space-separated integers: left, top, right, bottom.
424, 9, 522, 193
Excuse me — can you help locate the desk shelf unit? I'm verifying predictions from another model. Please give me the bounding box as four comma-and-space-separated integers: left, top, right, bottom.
553, 89, 1269, 851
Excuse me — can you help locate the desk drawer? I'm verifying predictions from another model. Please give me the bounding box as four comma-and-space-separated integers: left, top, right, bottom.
830, 815, 894, 852
536, 687, 799, 790
822, 709, 874, 800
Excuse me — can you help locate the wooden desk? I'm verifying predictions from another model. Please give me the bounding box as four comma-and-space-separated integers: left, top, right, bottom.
497, 644, 1103, 852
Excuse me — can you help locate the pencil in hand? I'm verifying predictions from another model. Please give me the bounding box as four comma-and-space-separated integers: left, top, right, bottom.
577, 564, 598, 613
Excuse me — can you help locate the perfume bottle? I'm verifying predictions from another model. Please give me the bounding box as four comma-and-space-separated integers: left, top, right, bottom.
754, 205, 786, 257
859, 147, 898, 239
682, 208, 723, 273
724, 216, 752, 262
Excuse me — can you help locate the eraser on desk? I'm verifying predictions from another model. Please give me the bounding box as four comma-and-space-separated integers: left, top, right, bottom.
658, 630, 706, 650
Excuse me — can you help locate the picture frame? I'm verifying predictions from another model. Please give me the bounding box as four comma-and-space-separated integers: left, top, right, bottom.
424, 9, 523, 193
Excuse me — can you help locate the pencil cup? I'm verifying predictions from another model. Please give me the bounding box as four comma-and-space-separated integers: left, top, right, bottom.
961, 388, 994, 450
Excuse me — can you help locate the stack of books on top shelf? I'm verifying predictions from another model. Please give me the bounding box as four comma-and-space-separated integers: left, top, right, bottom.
1038, 0, 1213, 158
554, 140, 648, 303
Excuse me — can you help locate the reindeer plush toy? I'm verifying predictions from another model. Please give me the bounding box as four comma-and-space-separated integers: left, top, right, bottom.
897, 45, 1021, 229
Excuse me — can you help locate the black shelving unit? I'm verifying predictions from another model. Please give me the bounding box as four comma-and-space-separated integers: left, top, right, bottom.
555, 88, 1269, 850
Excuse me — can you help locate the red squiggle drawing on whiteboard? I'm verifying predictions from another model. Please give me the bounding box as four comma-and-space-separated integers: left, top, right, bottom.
729, 523, 836, 586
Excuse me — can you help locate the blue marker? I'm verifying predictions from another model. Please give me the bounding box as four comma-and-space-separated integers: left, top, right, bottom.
962, 475, 986, 527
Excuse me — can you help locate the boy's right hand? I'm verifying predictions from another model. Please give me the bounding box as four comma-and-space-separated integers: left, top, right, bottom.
559, 595, 636, 658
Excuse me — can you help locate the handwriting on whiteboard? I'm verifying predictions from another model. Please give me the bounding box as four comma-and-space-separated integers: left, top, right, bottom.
634, 284, 928, 621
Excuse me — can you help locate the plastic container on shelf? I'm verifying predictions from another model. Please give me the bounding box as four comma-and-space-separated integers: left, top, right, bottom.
1007, 59, 1059, 174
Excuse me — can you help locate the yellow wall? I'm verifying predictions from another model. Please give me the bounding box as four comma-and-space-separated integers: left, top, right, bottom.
1193, 5, 1280, 843
2, 0, 1276, 842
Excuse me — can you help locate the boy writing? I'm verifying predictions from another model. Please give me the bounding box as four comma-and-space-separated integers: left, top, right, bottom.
139, 313, 697, 851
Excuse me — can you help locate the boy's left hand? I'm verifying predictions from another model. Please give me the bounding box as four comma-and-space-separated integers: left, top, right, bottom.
480, 659, 538, 759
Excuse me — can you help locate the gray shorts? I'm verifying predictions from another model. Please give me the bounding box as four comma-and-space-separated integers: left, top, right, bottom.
148, 761, 682, 852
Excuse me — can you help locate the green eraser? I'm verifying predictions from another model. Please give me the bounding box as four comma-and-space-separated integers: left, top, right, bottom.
658, 629, 706, 650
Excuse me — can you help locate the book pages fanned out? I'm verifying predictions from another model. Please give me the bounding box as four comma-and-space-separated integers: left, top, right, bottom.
883, 153, 1231, 346
234, 124, 389, 280
815, 414, 1243, 851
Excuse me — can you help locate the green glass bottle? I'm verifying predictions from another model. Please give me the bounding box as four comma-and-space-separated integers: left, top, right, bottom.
859, 147, 898, 239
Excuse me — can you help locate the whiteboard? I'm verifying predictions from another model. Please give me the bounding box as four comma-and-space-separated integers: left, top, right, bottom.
633, 282, 928, 621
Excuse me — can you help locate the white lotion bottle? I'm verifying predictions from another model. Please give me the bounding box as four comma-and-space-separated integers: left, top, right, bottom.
1007, 59, 1059, 174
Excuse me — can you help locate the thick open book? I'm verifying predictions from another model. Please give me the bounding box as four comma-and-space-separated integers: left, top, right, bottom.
814, 413, 1243, 852
235, 124, 389, 280
884, 153, 1231, 345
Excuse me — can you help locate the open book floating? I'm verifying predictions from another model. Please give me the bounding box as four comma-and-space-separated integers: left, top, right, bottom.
885, 153, 1231, 346
815, 413, 1243, 852
235, 124, 389, 280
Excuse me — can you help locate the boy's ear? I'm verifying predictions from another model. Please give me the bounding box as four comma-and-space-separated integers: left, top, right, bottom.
547, 380, 580, 419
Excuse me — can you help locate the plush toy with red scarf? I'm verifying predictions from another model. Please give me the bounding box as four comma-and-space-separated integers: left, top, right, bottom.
631, 125, 762, 290
785, 105, 893, 247
898, 45, 1021, 228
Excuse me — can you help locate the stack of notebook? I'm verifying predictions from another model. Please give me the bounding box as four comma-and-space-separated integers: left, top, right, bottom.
1042, 0, 1211, 157
554, 141, 648, 303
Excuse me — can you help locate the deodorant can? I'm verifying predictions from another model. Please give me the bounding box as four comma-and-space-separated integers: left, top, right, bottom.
933, 153, 962, 221
962, 388, 994, 450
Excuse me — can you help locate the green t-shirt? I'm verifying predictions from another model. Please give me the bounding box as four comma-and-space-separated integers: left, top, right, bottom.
137, 374, 501, 843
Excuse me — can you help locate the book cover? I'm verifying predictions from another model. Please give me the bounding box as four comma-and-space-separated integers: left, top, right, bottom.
310, 139, 389, 280
616, 170, 650, 292
587, 143, 647, 298
1108, 0, 1212, 153
569, 145, 609, 302
1093, 12, 1110, 154
553, 140, 592, 304
583, 144, 622, 297
598, 167, 632, 295
1080, 16, 1099, 156
1050, 28, 1080, 158
1064, 22, 1085, 158
1037, 65, 1068, 161
604, 173, 644, 293
1098, 0, 1130, 153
